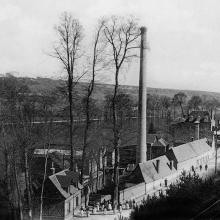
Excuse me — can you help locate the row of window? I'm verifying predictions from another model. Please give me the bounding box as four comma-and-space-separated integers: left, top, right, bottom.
196, 155, 209, 166
192, 164, 208, 172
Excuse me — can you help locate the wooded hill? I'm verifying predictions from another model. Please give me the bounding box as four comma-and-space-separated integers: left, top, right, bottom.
16, 76, 220, 103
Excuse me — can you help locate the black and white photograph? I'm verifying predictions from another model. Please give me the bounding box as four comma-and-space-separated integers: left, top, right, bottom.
1, 0, 220, 219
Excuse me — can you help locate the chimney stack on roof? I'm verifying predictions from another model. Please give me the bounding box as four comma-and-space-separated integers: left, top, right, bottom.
155, 159, 160, 173
50, 162, 55, 175
136, 26, 147, 164
169, 160, 174, 170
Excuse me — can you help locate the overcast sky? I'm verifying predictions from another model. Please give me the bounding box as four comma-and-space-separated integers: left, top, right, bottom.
1, 0, 220, 92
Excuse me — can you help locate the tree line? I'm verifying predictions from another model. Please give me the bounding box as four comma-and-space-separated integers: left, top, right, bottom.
147, 92, 220, 119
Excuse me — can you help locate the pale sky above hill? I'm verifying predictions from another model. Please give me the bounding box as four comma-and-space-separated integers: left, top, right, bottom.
1, 0, 220, 92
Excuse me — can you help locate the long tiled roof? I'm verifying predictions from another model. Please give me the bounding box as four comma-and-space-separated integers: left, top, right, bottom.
134, 155, 175, 184
171, 138, 212, 163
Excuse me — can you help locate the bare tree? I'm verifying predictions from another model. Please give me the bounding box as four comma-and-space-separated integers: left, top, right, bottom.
12, 150, 23, 220
103, 16, 140, 209
53, 12, 83, 171
39, 120, 53, 220
80, 19, 106, 185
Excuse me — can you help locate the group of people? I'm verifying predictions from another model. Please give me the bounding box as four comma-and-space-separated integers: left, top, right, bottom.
80, 199, 137, 217
124, 200, 137, 210
94, 200, 113, 213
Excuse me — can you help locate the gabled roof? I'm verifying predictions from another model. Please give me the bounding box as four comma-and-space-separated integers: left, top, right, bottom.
171, 143, 196, 162
49, 169, 82, 199
152, 138, 168, 147
49, 172, 69, 199
128, 155, 175, 185
56, 175, 72, 188
171, 138, 211, 163
64, 171, 80, 183
138, 156, 175, 184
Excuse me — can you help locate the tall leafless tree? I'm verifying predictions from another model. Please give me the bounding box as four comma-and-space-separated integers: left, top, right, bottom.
53, 12, 83, 171
80, 20, 106, 185
103, 16, 140, 209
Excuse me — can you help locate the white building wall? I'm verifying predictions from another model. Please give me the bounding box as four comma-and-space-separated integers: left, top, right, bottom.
119, 149, 214, 204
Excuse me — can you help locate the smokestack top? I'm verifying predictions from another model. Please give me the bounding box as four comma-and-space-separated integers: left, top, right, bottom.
140, 26, 147, 33
194, 120, 200, 124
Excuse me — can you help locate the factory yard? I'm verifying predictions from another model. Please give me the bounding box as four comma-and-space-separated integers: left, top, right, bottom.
71, 147, 220, 220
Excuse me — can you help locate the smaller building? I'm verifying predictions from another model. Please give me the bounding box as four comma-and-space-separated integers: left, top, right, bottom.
148, 136, 169, 160
166, 138, 213, 172
125, 155, 176, 186
119, 133, 171, 167
32, 148, 105, 194
35, 169, 83, 220
119, 155, 176, 203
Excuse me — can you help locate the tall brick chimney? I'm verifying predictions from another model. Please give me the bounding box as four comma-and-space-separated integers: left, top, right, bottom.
136, 27, 147, 164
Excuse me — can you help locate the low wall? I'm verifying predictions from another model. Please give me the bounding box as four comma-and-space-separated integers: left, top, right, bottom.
119, 172, 182, 204
119, 182, 146, 203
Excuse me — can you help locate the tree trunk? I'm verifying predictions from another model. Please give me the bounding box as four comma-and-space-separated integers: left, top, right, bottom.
39, 138, 50, 220
4, 148, 10, 197
102, 155, 105, 186
81, 95, 90, 183
180, 103, 184, 117
68, 75, 75, 171
13, 161, 23, 220
112, 68, 120, 209
96, 158, 99, 192
24, 148, 32, 220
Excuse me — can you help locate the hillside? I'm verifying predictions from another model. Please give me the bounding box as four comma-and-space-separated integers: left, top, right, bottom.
13, 77, 220, 103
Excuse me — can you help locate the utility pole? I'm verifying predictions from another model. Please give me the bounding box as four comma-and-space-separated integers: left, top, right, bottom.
214, 128, 218, 174
215, 130, 217, 174
212, 124, 219, 174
